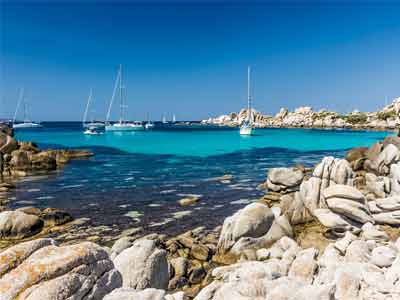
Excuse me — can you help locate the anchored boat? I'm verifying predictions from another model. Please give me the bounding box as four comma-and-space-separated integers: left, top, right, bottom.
82, 89, 105, 131
105, 65, 144, 131
12, 88, 43, 129
239, 66, 254, 136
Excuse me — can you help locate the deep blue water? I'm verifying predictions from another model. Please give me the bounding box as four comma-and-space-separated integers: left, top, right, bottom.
9, 122, 390, 236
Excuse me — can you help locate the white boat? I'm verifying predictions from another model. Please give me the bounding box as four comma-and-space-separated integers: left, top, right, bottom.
82, 89, 105, 130
105, 65, 137, 131
84, 127, 104, 135
131, 121, 145, 131
145, 113, 155, 129
240, 66, 254, 136
13, 122, 43, 129
145, 122, 155, 129
12, 88, 43, 129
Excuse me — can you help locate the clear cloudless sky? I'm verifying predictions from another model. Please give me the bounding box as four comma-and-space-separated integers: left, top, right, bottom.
1, 0, 400, 121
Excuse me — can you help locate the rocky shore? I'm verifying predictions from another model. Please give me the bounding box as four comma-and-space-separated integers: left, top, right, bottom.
202, 97, 400, 130
2, 123, 400, 299
0, 124, 92, 246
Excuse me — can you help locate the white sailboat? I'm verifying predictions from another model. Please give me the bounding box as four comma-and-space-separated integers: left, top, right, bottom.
105, 65, 144, 131
145, 113, 155, 129
13, 88, 43, 129
239, 66, 254, 136
82, 88, 104, 130
172, 114, 176, 123
162, 114, 167, 124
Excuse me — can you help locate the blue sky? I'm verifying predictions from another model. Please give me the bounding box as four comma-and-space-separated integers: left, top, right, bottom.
1, 1, 400, 121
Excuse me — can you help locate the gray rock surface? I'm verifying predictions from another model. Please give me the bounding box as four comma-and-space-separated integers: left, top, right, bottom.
266, 167, 304, 192
217, 202, 275, 253
103, 288, 185, 300
113, 239, 169, 290
0, 210, 44, 239
0, 239, 121, 300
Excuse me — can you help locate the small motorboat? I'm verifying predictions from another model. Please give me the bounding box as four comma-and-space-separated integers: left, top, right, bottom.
145, 122, 155, 130
131, 121, 145, 131
84, 126, 103, 135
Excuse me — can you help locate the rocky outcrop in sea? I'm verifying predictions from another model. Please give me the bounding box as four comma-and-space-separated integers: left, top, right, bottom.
0, 124, 92, 180
0, 123, 90, 246
202, 97, 400, 129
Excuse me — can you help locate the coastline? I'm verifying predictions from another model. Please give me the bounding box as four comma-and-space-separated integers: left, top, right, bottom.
203, 98, 400, 132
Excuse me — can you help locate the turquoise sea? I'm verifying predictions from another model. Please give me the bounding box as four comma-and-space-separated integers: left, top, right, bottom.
11, 122, 390, 238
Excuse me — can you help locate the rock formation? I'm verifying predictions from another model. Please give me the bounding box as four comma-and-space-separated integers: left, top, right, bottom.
203, 97, 400, 129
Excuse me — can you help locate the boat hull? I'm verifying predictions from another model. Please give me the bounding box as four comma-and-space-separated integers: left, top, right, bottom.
13, 122, 43, 129
131, 125, 145, 131
84, 130, 103, 135
83, 122, 105, 129
239, 126, 253, 135
105, 124, 144, 131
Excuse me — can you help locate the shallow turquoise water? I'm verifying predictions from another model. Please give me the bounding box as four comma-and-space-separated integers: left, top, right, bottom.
11, 123, 391, 238
16, 124, 390, 157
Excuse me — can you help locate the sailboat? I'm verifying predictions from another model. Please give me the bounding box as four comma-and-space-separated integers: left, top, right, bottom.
82, 89, 105, 130
13, 88, 43, 129
239, 66, 254, 136
145, 113, 155, 129
105, 65, 144, 131
172, 114, 176, 123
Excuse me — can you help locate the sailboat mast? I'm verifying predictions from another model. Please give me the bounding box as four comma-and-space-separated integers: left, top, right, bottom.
83, 89, 92, 125
247, 66, 251, 122
13, 88, 24, 124
119, 64, 123, 124
23, 98, 27, 123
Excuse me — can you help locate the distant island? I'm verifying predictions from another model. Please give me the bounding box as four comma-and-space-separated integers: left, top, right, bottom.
203, 97, 400, 130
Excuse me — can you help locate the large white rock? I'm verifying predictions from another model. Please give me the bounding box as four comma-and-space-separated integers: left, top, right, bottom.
344, 240, 371, 263
0, 238, 55, 276
313, 208, 352, 229
229, 215, 293, 256
0, 210, 44, 239
375, 196, 400, 211
323, 185, 373, 224
370, 144, 400, 175
390, 163, 400, 195
267, 167, 304, 190
323, 185, 365, 203
361, 222, 389, 241
326, 197, 374, 224
373, 211, 400, 225
217, 203, 275, 253
334, 266, 361, 299
288, 248, 318, 284
299, 157, 354, 215
0, 240, 121, 300
365, 173, 387, 198
103, 288, 184, 300
371, 246, 397, 267
113, 239, 169, 290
